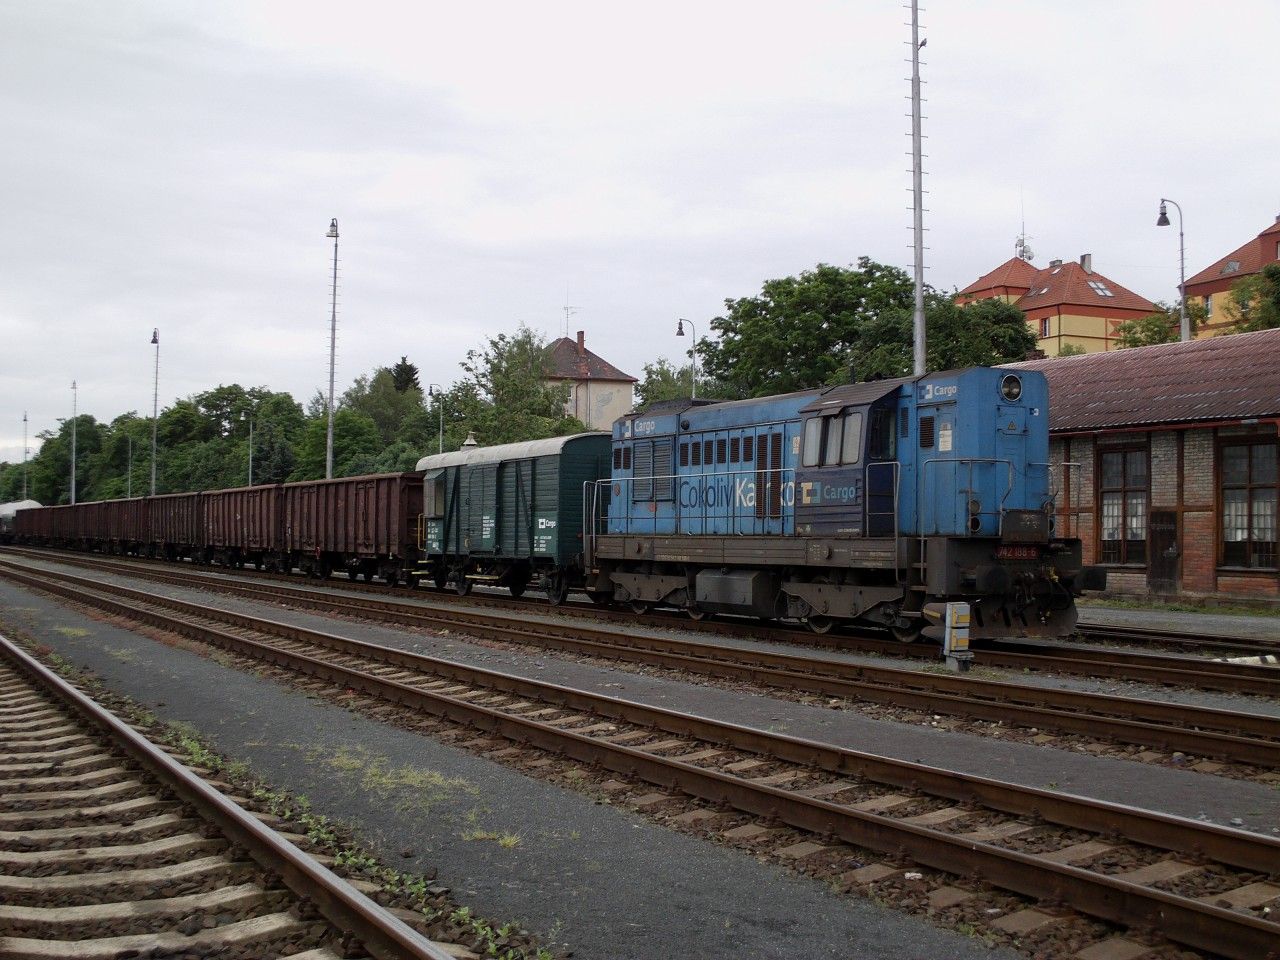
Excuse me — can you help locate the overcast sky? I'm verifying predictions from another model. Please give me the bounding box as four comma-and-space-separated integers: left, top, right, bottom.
3, 0, 1277, 463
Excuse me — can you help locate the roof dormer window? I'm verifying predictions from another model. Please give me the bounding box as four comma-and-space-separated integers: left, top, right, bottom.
1221, 259, 1242, 275
1087, 279, 1115, 298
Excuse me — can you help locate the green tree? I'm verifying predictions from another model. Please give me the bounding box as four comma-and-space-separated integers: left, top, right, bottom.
697, 260, 1037, 397
341, 368, 425, 445
1057, 343, 1088, 357
290, 409, 382, 480
1228, 263, 1280, 333
634, 358, 733, 407
390, 356, 421, 393
1115, 300, 1203, 348
444, 324, 585, 446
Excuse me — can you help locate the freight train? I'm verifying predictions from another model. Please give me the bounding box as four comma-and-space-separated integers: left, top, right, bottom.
6, 367, 1102, 641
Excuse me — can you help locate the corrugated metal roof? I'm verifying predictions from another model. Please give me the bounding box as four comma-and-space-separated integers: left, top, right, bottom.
1006, 328, 1280, 432
799, 377, 912, 414
415, 432, 609, 471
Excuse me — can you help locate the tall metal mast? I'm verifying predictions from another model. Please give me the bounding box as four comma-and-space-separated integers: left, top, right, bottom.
909, 0, 927, 376
326, 218, 339, 480
21, 411, 28, 500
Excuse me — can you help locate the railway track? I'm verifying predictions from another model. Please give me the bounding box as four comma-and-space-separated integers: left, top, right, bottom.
5, 546, 1279, 696
0, 630, 455, 960
4, 554, 1280, 772
1077, 620, 1280, 657
4, 559, 1280, 958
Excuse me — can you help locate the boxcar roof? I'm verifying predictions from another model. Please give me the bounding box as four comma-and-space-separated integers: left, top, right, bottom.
416, 432, 609, 471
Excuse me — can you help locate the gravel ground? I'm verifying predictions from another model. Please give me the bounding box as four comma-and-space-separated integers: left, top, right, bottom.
1077, 602, 1280, 641
0, 579, 1016, 960
11, 556, 1280, 836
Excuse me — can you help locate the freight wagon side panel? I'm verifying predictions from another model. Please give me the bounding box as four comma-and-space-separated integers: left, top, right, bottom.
556, 436, 611, 561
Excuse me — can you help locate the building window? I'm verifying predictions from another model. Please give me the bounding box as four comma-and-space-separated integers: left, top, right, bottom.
1203, 294, 1212, 318
1098, 448, 1148, 564
1221, 442, 1278, 568
1040, 317, 1050, 339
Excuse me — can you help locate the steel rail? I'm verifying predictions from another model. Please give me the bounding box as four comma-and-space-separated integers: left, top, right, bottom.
1078, 621, 1279, 656
5, 564, 1280, 959
6, 546, 1279, 696
0, 631, 454, 960
3, 553, 1277, 767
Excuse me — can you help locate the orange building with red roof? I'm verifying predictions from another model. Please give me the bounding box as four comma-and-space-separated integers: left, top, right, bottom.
1184, 215, 1280, 336
956, 253, 1156, 356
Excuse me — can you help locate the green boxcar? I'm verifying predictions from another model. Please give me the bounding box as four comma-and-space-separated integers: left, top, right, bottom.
415, 433, 611, 603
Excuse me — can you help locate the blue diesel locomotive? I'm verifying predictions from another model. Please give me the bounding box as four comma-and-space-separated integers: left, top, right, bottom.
584, 367, 1102, 640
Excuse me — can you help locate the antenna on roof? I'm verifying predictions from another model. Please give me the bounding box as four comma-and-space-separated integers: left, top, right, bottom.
1015, 189, 1034, 261
563, 287, 577, 339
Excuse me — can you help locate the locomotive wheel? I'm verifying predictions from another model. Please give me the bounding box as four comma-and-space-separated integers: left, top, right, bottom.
891, 623, 924, 643
629, 600, 651, 615
807, 616, 835, 634
686, 607, 712, 622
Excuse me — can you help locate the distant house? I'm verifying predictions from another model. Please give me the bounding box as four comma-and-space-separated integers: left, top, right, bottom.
957, 254, 1156, 356
1184, 214, 1280, 335
545, 330, 636, 430
1009, 328, 1279, 601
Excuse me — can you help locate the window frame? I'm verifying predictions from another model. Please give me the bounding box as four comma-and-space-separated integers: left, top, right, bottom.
1096, 444, 1150, 566
1218, 439, 1278, 570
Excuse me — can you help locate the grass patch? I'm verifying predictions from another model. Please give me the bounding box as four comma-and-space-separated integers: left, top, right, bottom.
53, 626, 91, 638
1079, 597, 1280, 618
308, 745, 478, 814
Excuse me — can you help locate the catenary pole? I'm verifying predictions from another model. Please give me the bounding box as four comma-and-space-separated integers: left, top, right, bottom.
909, 0, 927, 376
326, 218, 339, 479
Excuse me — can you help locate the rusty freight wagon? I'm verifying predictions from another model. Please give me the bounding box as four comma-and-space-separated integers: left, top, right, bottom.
281, 473, 422, 583
102, 497, 147, 554
204, 485, 282, 568
144, 492, 204, 560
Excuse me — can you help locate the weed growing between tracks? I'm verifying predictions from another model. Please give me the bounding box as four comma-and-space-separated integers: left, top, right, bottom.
0, 621, 557, 960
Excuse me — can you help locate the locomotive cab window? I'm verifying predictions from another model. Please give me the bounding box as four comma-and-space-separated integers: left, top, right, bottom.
802, 418, 822, 467
840, 411, 864, 464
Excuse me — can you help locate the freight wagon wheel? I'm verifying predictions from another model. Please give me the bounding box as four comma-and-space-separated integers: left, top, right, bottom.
432, 570, 448, 591
806, 616, 835, 634
508, 580, 526, 598
629, 600, 651, 615
686, 607, 712, 622
455, 577, 473, 596
545, 574, 569, 606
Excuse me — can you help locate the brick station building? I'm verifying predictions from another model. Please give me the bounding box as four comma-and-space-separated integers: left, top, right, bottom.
1010, 328, 1280, 601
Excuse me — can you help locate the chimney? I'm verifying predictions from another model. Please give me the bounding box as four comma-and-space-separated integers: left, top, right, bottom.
1079, 253, 1093, 273
576, 330, 585, 356
1049, 259, 1062, 268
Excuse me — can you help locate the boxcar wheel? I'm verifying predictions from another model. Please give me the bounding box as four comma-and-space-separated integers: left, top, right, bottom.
509, 581, 526, 598
546, 574, 569, 606
629, 600, 651, 615
432, 570, 448, 590
807, 616, 835, 634
686, 607, 711, 622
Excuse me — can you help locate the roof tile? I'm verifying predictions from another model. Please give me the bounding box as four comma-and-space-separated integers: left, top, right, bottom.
545, 336, 637, 383
1006, 328, 1280, 431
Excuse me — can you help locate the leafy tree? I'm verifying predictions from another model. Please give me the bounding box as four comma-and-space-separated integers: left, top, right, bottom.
1057, 343, 1088, 357
697, 260, 1037, 397
290, 409, 382, 480
1228, 263, 1280, 333
390, 356, 421, 393
634, 358, 733, 407
1115, 300, 1203, 348
341, 368, 425, 445
445, 324, 585, 446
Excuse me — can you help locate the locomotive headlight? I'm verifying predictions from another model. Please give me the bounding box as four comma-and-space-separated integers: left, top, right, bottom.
1000, 374, 1023, 402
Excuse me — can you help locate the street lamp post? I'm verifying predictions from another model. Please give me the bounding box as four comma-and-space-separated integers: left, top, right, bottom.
70, 381, 77, 505
675, 318, 697, 399
1157, 199, 1190, 343
21, 411, 28, 501
126, 435, 132, 498
428, 384, 444, 454
150, 328, 159, 494
325, 218, 339, 479
242, 411, 255, 486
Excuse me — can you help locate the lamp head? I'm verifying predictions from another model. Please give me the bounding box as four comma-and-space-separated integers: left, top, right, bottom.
150, 328, 159, 345
327, 218, 339, 239
676, 318, 686, 336
1156, 201, 1170, 228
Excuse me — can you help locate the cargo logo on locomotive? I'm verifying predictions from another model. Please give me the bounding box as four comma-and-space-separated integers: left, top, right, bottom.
921, 382, 958, 401
799, 478, 862, 505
